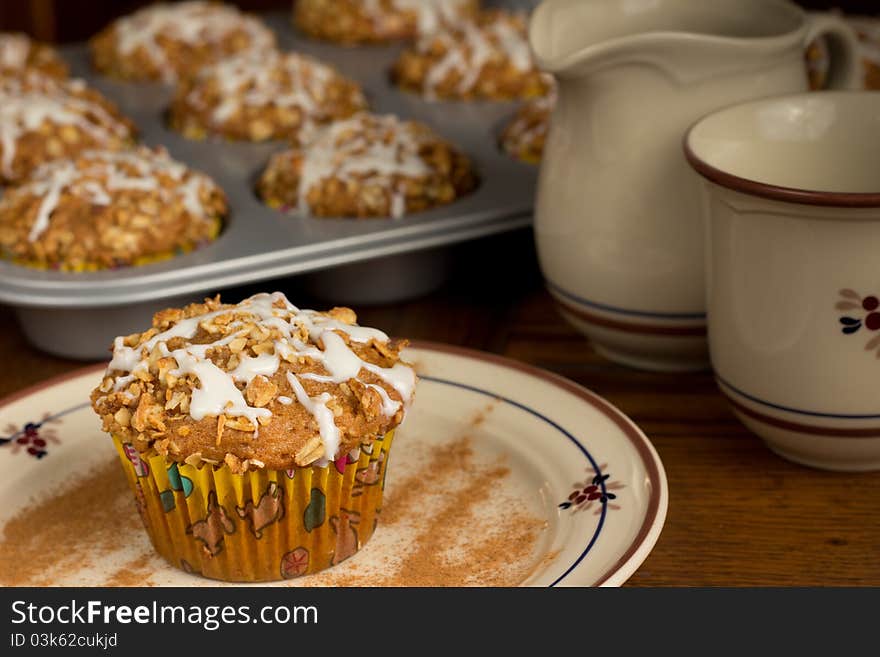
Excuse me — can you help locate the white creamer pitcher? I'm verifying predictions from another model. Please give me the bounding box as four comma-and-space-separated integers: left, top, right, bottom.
530, 0, 860, 371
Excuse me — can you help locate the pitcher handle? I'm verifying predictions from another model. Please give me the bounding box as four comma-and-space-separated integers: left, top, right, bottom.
804, 12, 862, 90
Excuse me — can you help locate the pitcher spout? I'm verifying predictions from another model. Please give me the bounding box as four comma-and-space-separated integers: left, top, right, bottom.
529, 0, 807, 82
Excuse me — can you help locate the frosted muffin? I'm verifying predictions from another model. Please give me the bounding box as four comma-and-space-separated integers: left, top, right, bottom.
804, 38, 828, 90
90, 1, 277, 83
850, 16, 880, 90
805, 16, 880, 90
294, 0, 479, 45
257, 112, 477, 218
391, 10, 551, 100
500, 88, 555, 164
169, 50, 367, 143
0, 147, 226, 271
90, 292, 416, 581
0, 71, 136, 185
0, 32, 68, 79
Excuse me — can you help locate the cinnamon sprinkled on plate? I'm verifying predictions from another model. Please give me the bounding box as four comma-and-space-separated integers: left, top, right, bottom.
0, 433, 546, 586
0, 460, 156, 586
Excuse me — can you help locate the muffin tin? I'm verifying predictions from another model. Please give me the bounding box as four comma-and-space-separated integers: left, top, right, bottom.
0, 6, 538, 359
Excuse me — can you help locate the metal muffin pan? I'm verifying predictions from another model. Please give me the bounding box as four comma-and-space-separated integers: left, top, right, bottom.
0, 7, 538, 359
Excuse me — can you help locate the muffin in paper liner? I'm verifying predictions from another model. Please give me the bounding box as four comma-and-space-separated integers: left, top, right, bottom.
113, 431, 394, 582
93, 292, 415, 581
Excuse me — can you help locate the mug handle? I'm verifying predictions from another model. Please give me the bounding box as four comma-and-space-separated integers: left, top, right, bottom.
804, 12, 862, 90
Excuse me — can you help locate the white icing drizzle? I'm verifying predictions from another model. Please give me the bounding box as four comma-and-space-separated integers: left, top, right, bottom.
367, 383, 402, 417
187, 50, 362, 138
0, 75, 132, 181
231, 352, 280, 384
390, 186, 406, 218
105, 292, 415, 463
293, 113, 431, 218
362, 362, 417, 406
171, 347, 272, 425
0, 33, 31, 69
27, 165, 75, 242
300, 330, 366, 383
363, 0, 471, 36
286, 371, 340, 461
13, 148, 218, 242
110, 1, 275, 82
415, 12, 535, 99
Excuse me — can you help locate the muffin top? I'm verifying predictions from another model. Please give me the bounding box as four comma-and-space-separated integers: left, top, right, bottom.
0, 32, 68, 78
91, 292, 416, 472
392, 9, 551, 100
362, 0, 477, 36
0, 147, 226, 271
0, 71, 136, 184
91, 1, 276, 83
500, 87, 556, 164
849, 16, 880, 89
257, 112, 477, 218
170, 50, 367, 143
295, 0, 478, 44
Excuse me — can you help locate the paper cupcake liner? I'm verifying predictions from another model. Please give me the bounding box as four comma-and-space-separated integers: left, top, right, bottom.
112, 431, 394, 582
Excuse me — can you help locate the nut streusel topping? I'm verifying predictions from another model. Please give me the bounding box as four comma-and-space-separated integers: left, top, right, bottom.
256, 112, 477, 218
0, 71, 136, 185
0, 32, 68, 79
294, 0, 478, 45
90, 292, 416, 472
169, 49, 367, 143
392, 9, 552, 100
500, 86, 556, 164
90, 1, 277, 83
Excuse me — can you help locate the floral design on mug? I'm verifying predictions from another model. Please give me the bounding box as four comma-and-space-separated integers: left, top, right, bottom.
836, 289, 880, 354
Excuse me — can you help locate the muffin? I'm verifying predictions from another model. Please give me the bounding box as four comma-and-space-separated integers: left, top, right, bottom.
500, 88, 555, 164
0, 32, 68, 79
805, 15, 880, 90
0, 71, 136, 185
89, 1, 277, 83
257, 112, 478, 218
169, 50, 367, 143
391, 9, 551, 100
90, 292, 416, 581
804, 37, 829, 91
0, 147, 226, 271
849, 16, 880, 90
294, 0, 479, 45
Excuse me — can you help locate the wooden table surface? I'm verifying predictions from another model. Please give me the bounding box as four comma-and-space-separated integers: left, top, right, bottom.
1, 229, 877, 586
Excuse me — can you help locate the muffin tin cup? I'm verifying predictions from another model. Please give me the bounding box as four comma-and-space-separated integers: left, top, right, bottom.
0, 6, 537, 359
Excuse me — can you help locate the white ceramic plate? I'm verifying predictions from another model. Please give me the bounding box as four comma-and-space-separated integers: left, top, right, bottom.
0, 342, 667, 587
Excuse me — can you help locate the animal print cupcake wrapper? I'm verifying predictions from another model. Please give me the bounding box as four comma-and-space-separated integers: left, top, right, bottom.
112, 432, 394, 582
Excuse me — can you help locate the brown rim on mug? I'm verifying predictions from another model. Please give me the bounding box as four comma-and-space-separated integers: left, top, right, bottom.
683, 110, 880, 209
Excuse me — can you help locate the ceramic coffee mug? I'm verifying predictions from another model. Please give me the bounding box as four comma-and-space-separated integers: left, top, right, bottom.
530, 0, 861, 372
685, 91, 880, 471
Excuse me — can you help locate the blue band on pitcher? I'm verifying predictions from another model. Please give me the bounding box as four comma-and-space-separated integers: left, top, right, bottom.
546, 281, 707, 320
